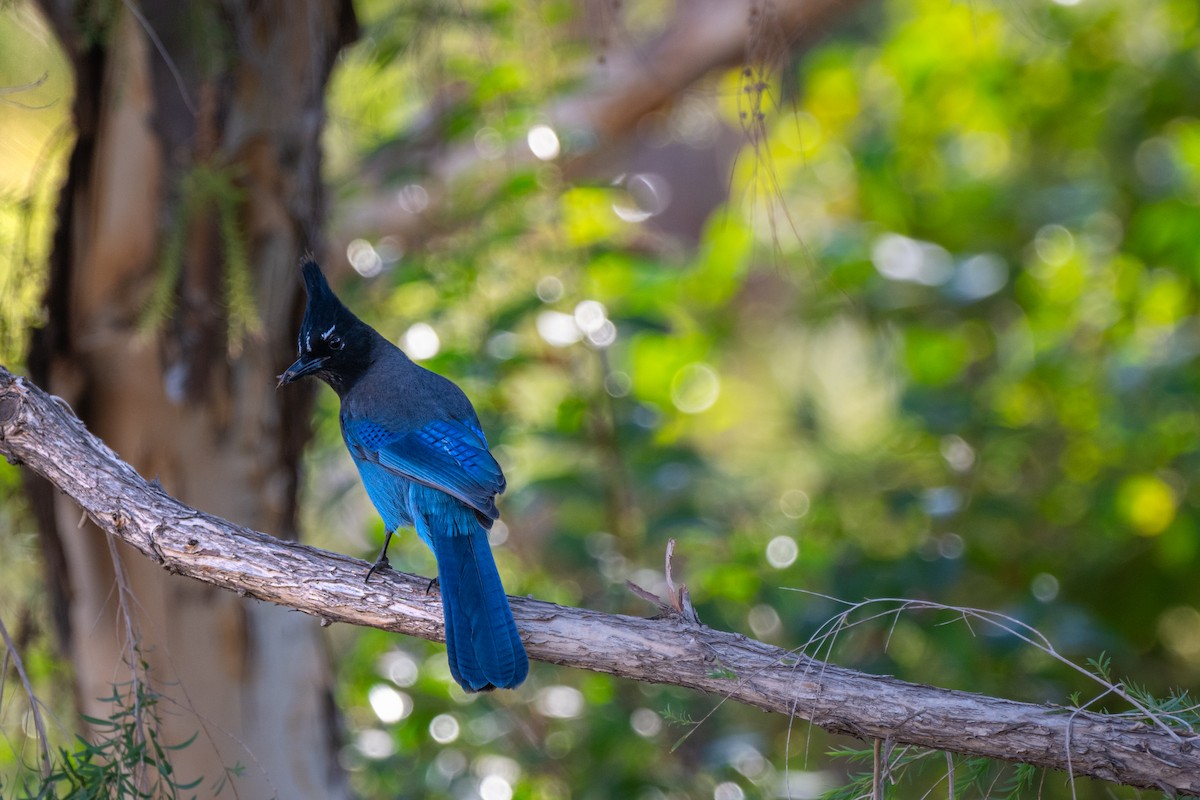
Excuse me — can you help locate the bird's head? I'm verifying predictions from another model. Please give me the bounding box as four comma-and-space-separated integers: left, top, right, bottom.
278, 258, 375, 394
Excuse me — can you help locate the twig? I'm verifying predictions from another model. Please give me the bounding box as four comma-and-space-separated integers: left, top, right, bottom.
0, 614, 51, 776
0, 72, 56, 110
872, 738, 883, 800
786, 590, 1186, 743
119, 0, 197, 116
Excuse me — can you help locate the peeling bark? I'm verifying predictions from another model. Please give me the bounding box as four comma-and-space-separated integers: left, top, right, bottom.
3, 365, 1198, 798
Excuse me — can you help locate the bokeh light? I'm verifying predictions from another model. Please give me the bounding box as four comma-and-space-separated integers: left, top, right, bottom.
402, 322, 440, 360
527, 125, 561, 160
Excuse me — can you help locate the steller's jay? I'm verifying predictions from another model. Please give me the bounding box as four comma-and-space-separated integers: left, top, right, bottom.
278, 259, 528, 692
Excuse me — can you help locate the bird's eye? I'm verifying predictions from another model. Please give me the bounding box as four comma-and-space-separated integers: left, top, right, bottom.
329, 335, 345, 351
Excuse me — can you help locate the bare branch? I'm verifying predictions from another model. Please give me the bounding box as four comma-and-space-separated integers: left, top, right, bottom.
1, 364, 1198, 797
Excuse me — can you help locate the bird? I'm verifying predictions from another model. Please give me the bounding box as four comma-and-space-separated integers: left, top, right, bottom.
278, 258, 528, 692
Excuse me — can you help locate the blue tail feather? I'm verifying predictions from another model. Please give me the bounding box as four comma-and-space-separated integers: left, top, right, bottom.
428, 516, 528, 692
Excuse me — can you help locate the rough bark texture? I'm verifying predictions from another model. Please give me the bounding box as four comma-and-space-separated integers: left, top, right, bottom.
3, 365, 1198, 798
26, 2, 355, 796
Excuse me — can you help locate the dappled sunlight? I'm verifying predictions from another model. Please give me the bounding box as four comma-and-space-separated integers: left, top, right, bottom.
347, 237, 384, 276
533, 685, 584, 720
526, 124, 560, 162
368, 684, 413, 724
805, 319, 900, 453
428, 713, 460, 745
402, 321, 440, 359
534, 309, 582, 347
611, 172, 672, 223
669, 362, 719, 414
0, 6, 70, 364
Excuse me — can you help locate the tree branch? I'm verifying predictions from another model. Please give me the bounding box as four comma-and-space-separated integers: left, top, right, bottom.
1, 364, 1197, 796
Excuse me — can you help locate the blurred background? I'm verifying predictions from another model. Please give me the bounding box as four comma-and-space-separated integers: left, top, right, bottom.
1, 0, 1198, 797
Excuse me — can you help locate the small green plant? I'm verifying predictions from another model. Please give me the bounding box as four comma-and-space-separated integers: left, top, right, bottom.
5, 676, 202, 800
821, 748, 1044, 800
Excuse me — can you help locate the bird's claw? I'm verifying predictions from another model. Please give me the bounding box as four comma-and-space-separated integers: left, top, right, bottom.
425, 576, 440, 595
364, 556, 391, 584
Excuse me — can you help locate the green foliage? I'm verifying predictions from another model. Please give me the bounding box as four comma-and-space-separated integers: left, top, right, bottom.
310, 0, 1200, 796
2, 675, 205, 800
0, 4, 71, 365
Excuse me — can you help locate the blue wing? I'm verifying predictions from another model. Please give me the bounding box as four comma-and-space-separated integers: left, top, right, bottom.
344, 417, 505, 524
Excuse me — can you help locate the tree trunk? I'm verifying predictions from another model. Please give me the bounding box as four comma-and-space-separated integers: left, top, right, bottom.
27, 2, 356, 795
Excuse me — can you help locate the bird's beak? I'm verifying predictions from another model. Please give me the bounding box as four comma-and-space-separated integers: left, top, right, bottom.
277, 354, 327, 387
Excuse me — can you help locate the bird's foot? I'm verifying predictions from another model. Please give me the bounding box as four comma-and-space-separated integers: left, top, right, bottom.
424, 576, 440, 595
364, 556, 391, 584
